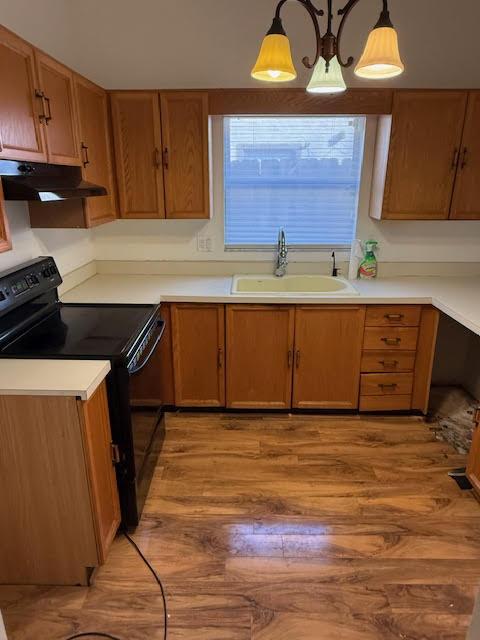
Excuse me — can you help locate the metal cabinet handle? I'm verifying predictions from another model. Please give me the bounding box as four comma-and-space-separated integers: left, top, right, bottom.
379, 359, 398, 368
111, 443, 121, 465
163, 147, 169, 169
384, 313, 403, 321
461, 146, 468, 169
451, 147, 459, 170
81, 142, 90, 167
217, 347, 223, 369
35, 89, 48, 123
43, 95, 52, 124
287, 349, 293, 368
379, 383, 398, 390
295, 349, 301, 369
381, 337, 401, 346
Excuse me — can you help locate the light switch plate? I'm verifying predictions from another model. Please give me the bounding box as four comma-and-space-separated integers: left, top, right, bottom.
197, 236, 213, 252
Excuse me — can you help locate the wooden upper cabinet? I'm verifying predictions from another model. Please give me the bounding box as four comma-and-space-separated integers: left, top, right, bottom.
35, 52, 81, 166
450, 91, 480, 220
226, 305, 295, 409
160, 92, 210, 219
381, 91, 467, 219
0, 26, 46, 162
171, 304, 225, 407
79, 382, 120, 563
0, 180, 11, 253
110, 92, 165, 219
292, 306, 366, 409
75, 75, 116, 226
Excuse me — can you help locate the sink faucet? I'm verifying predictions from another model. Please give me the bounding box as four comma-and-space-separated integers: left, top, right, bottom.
275, 228, 288, 277
331, 251, 340, 277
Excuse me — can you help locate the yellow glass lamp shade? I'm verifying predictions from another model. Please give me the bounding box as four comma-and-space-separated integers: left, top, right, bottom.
355, 26, 404, 79
307, 56, 346, 94
251, 17, 297, 82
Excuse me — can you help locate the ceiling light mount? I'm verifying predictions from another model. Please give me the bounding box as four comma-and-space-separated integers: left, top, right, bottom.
251, 0, 404, 90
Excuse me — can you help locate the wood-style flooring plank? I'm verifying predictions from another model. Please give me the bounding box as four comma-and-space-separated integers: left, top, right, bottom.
1, 412, 480, 639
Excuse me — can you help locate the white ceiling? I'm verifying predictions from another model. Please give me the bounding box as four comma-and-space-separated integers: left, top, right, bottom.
1, 0, 480, 89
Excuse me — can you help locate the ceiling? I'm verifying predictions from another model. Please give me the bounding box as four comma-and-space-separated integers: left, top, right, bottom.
1, 0, 479, 89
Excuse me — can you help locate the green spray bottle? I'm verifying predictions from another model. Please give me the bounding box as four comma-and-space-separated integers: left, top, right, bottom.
358, 240, 378, 279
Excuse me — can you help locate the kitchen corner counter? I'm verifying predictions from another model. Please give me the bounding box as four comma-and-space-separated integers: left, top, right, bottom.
60, 273, 480, 337
0, 359, 111, 400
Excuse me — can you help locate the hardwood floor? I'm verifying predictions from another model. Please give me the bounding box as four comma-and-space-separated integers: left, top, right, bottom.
1, 412, 480, 639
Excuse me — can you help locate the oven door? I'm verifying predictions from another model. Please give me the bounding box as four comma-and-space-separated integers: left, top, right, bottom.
127, 318, 166, 520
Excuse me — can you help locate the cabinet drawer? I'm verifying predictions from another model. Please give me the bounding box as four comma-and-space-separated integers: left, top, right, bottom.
359, 395, 412, 412
360, 373, 413, 396
363, 327, 418, 351
361, 350, 416, 373
365, 305, 421, 327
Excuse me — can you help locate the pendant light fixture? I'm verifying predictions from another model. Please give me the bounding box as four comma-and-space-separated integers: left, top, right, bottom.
251, 0, 404, 92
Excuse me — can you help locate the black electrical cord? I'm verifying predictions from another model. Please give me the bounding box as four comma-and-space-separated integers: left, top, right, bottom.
64, 532, 168, 640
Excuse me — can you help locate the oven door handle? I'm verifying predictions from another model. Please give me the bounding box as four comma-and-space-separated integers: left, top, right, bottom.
128, 320, 165, 375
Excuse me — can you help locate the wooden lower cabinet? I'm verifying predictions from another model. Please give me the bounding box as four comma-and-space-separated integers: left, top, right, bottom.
171, 303, 225, 407
0, 381, 120, 585
226, 305, 295, 409
467, 408, 480, 495
292, 306, 366, 409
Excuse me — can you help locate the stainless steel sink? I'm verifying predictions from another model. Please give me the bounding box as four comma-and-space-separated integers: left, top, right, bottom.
231, 275, 359, 296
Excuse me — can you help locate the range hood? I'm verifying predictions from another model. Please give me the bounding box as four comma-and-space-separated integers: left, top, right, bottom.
0, 160, 107, 201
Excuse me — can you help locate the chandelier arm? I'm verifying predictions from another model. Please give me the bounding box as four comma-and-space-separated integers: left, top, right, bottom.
274, 0, 324, 70
336, 0, 362, 67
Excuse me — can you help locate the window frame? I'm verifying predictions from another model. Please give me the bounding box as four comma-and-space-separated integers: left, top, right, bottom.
221, 114, 368, 252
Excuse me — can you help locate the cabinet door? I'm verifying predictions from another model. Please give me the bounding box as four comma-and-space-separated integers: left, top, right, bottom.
450, 92, 480, 220
111, 92, 165, 219
36, 52, 81, 166
293, 306, 365, 409
467, 408, 480, 495
171, 304, 225, 407
75, 75, 116, 226
0, 26, 46, 162
0, 180, 11, 253
130, 304, 175, 406
382, 91, 467, 219
160, 92, 210, 219
226, 305, 294, 409
79, 382, 120, 563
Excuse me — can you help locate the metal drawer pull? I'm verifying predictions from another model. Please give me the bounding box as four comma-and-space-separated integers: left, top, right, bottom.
381, 337, 401, 346
384, 313, 404, 320
217, 348, 224, 369
461, 146, 468, 169
379, 360, 398, 367
379, 383, 398, 390
287, 349, 293, 368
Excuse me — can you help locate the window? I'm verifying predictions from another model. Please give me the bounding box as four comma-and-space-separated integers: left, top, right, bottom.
224, 116, 366, 249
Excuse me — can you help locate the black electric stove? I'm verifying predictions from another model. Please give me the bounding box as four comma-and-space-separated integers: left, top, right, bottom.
0, 256, 165, 527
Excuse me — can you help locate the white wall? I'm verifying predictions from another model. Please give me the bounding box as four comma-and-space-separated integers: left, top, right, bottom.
0, 0, 479, 90
0, 203, 94, 276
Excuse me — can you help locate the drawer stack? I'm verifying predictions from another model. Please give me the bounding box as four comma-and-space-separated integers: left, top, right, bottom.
359, 305, 421, 411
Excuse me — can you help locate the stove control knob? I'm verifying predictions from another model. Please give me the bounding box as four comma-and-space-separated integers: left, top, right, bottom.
42, 267, 51, 278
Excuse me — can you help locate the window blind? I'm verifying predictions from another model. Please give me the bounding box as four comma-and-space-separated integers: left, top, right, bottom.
224, 116, 366, 248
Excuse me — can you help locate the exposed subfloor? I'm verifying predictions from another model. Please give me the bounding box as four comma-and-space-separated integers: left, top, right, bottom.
2, 412, 480, 639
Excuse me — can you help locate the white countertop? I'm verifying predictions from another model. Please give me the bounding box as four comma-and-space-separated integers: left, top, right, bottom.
0, 359, 111, 400
60, 273, 480, 337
